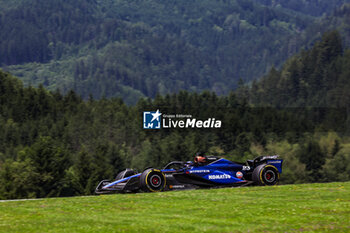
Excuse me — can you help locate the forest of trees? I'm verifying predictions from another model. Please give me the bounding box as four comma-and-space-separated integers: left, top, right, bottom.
2, 0, 349, 103
1, 31, 350, 199
255, 0, 350, 16
245, 31, 350, 107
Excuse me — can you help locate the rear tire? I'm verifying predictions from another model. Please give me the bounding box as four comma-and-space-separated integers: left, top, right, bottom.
252, 164, 279, 185
140, 168, 166, 192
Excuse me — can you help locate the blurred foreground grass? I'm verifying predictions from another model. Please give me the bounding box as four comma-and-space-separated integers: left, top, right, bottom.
0, 182, 349, 232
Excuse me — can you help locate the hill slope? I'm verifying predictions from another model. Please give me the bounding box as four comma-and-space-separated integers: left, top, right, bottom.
245, 30, 350, 107
0, 182, 349, 232
2, 0, 344, 103
254, 0, 350, 16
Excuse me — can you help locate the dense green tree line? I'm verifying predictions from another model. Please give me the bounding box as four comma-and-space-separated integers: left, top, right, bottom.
247, 30, 350, 108
1, 31, 350, 200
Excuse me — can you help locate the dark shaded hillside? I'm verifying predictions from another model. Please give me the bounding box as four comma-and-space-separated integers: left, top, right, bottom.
255, 0, 350, 16
0, 0, 327, 102
246, 30, 350, 108
0, 0, 98, 65
306, 4, 350, 48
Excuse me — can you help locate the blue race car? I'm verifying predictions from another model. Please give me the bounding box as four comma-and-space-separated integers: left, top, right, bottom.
95, 154, 283, 193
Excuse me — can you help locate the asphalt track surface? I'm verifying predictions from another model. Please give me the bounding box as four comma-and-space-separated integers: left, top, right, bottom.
0, 198, 41, 202
0, 195, 96, 202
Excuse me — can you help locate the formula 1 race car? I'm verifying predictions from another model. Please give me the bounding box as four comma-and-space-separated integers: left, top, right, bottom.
95, 154, 283, 194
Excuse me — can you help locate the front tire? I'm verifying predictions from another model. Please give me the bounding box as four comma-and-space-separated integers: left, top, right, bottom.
252, 164, 279, 185
140, 168, 166, 192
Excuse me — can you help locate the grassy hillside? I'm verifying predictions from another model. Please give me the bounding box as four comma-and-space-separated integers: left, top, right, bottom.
0, 182, 349, 232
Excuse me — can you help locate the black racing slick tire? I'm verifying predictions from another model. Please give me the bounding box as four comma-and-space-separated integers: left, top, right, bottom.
140, 168, 166, 192
252, 164, 279, 185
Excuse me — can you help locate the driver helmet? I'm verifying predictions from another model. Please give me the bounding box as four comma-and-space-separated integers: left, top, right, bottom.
194, 152, 206, 163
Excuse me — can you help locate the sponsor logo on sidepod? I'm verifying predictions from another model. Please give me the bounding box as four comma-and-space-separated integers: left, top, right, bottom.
208, 174, 231, 180
190, 170, 210, 173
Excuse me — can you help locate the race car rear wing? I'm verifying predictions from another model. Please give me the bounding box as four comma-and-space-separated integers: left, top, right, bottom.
247, 155, 283, 173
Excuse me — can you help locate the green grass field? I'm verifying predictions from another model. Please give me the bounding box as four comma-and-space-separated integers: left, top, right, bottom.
0, 182, 349, 233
